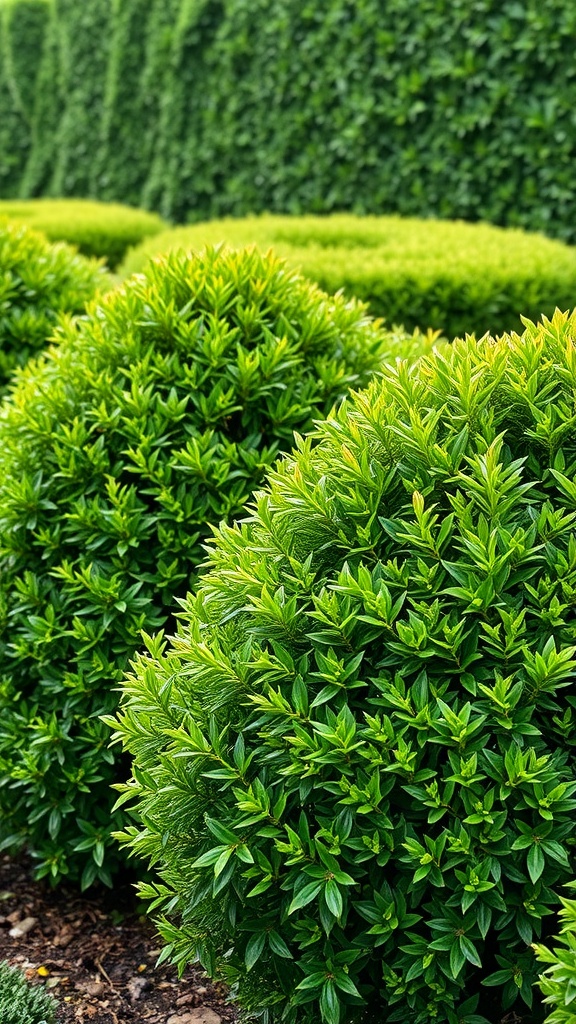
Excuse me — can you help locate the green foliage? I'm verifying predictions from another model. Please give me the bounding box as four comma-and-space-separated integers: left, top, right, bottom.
0, 220, 108, 391
0, 245, 423, 889
113, 308, 576, 1024
120, 213, 576, 339
0, 0, 49, 197
0, 198, 166, 267
3, 0, 576, 239
50, 0, 112, 197
141, 0, 223, 219
94, 0, 154, 206
135, 0, 182, 212
18, 0, 60, 197
0, 960, 57, 1024
534, 885, 576, 1024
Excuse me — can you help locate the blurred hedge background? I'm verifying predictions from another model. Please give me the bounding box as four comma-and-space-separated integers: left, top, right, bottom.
0, 0, 575, 238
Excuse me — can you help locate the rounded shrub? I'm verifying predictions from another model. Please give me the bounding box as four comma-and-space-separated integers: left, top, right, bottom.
0, 199, 166, 268
0, 244, 427, 889
119, 213, 576, 339
112, 308, 576, 1024
0, 960, 57, 1024
0, 220, 108, 392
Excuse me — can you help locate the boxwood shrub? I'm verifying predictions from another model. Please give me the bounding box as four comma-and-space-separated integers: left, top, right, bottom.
0, 961, 57, 1024
0, 220, 108, 392
112, 308, 576, 1024
0, 245, 426, 889
0, 198, 166, 268
119, 213, 576, 339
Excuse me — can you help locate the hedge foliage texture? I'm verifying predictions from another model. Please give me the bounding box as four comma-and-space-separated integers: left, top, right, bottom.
0, 245, 422, 889
1, 0, 576, 241
0, 220, 108, 392
121, 214, 576, 339
113, 309, 576, 1024
0, 198, 166, 266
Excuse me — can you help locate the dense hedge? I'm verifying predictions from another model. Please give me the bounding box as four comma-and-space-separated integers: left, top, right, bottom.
2, 0, 576, 240
112, 308, 576, 1024
0, 198, 165, 266
0, 220, 108, 391
0, 245, 424, 889
120, 214, 576, 338
50, 0, 111, 198
0, 0, 49, 197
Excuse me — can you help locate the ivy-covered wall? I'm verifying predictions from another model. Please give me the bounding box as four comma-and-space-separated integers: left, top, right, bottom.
2, 0, 576, 241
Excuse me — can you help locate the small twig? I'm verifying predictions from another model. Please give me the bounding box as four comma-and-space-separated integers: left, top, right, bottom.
95, 958, 118, 993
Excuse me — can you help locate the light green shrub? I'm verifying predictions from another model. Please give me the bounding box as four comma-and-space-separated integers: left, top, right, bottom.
534, 886, 576, 1024
0, 198, 166, 266
0, 245, 428, 889
112, 308, 576, 1024
0, 960, 57, 1024
119, 214, 576, 338
0, 220, 108, 390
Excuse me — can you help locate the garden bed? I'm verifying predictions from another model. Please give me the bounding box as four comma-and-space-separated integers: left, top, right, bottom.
0, 854, 237, 1024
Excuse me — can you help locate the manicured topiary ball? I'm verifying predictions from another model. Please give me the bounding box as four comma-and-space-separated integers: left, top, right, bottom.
0, 244, 424, 889
113, 309, 576, 1024
0, 220, 108, 392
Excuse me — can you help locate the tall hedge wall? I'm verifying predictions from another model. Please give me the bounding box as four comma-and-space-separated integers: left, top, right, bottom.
0, 0, 48, 197
2, 0, 576, 242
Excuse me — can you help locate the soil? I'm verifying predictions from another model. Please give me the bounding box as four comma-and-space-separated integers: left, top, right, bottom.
0, 853, 238, 1024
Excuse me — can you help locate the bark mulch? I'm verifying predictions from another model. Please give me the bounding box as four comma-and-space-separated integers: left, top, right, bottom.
0, 853, 238, 1024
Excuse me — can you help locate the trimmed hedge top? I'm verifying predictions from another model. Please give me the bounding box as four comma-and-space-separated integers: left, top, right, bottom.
119, 214, 576, 339
113, 308, 576, 1024
0, 244, 425, 888
0, 199, 166, 267
0, 219, 109, 392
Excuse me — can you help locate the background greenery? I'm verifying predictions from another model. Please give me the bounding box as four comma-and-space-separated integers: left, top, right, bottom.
0, 0, 575, 241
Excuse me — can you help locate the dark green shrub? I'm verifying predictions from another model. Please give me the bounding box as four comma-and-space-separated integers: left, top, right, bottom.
0, 198, 166, 267
0, 220, 108, 391
534, 888, 576, 1023
0, 960, 57, 1024
120, 213, 576, 339
112, 308, 576, 1024
0, 245, 427, 889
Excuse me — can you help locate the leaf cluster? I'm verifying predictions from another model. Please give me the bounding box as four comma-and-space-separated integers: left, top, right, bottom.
0, 959, 57, 1024
0, 244, 411, 888
534, 882, 576, 1024
113, 308, 576, 1024
120, 213, 576, 339
0, 219, 108, 392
